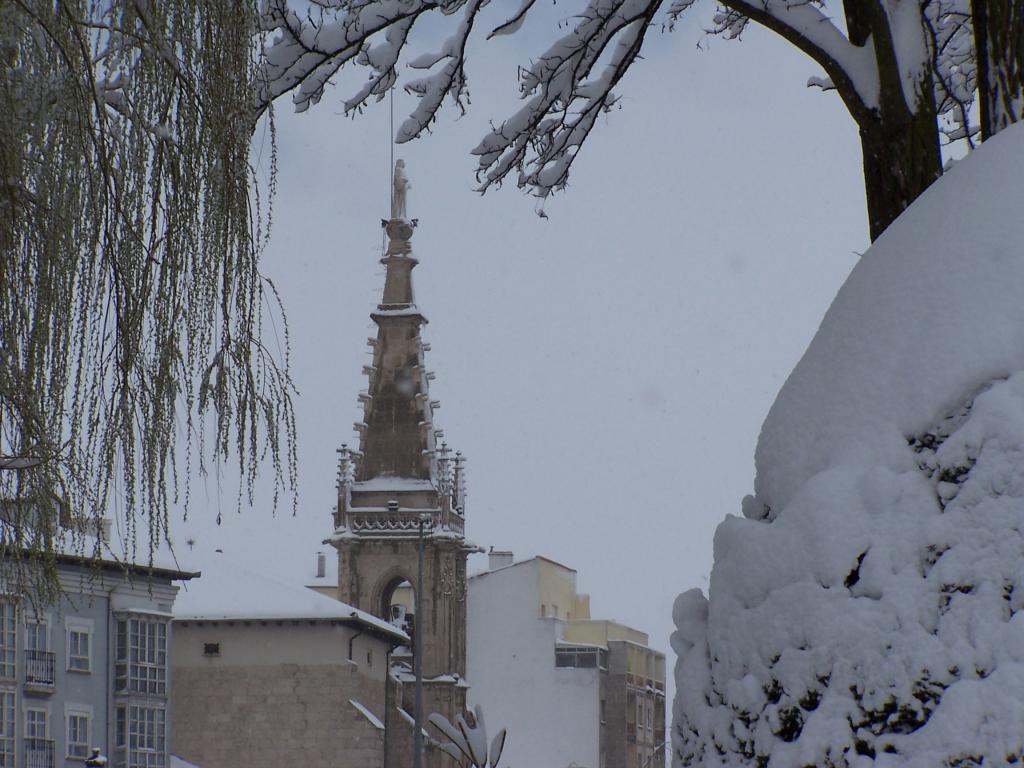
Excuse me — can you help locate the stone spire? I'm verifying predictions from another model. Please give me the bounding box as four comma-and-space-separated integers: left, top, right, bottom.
353, 159, 440, 483
330, 162, 473, 768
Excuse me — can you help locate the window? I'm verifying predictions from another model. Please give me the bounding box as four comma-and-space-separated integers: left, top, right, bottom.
0, 603, 13, 679
24, 620, 53, 687
0, 689, 14, 768
67, 712, 90, 759
116, 705, 165, 768
68, 627, 91, 672
201, 643, 219, 657
25, 708, 47, 740
555, 645, 603, 669
25, 621, 47, 653
115, 617, 167, 695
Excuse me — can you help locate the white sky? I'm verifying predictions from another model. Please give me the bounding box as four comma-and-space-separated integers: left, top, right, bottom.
172, 3, 868, 714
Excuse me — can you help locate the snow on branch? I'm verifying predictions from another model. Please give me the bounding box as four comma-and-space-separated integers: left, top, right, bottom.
257, 0, 922, 197
473, 0, 661, 196
723, 1, 880, 113
257, 0, 983, 198
925, 1, 978, 145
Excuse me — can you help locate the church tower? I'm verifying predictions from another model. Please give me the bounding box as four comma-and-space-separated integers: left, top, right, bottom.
330, 160, 472, 768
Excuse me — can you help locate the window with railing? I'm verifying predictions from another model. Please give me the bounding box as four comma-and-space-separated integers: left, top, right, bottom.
115, 705, 165, 768
24, 650, 54, 688
115, 617, 167, 695
24, 709, 52, 768
0, 689, 13, 768
24, 622, 53, 688
23, 738, 54, 768
0, 604, 14, 680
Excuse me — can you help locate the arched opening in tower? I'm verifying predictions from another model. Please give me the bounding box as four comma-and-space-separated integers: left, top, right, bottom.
381, 578, 417, 656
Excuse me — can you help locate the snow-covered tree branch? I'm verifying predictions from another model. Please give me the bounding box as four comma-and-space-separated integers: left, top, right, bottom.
260, 0, 1022, 241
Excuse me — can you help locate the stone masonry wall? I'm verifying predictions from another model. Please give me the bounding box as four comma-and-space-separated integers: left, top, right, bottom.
172, 662, 385, 768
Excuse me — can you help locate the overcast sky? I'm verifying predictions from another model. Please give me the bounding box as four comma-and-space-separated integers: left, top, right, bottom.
172, 1, 868, 709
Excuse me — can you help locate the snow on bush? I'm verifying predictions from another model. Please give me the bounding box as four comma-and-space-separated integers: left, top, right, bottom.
673, 123, 1024, 768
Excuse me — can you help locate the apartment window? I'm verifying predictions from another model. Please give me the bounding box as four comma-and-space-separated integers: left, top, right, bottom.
24, 621, 54, 688
116, 705, 165, 768
67, 712, 90, 759
25, 708, 46, 739
24, 707, 53, 768
0, 603, 13, 679
555, 645, 601, 669
0, 689, 14, 767
68, 627, 91, 672
115, 617, 167, 695
25, 622, 46, 654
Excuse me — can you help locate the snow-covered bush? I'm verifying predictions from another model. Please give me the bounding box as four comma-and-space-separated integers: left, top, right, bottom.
673, 123, 1024, 768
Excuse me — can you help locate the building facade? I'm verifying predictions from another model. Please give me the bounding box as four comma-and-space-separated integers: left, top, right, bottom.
325, 160, 475, 768
467, 553, 666, 768
170, 556, 406, 768
0, 541, 194, 768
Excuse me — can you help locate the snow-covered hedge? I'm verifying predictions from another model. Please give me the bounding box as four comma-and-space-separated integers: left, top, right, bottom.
673, 123, 1024, 768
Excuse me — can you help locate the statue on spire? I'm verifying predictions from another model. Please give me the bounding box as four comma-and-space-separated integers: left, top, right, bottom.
391, 159, 410, 220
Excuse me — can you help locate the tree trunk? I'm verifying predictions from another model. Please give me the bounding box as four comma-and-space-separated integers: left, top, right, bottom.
843, 2, 943, 241
974, 0, 1024, 140
857, 105, 943, 242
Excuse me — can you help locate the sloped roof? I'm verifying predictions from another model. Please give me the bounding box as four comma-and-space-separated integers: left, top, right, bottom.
173, 553, 407, 642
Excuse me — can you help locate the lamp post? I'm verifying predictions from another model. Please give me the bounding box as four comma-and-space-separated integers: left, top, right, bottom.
413, 511, 431, 768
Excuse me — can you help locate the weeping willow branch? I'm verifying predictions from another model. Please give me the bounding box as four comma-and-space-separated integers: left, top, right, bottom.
0, 0, 295, 601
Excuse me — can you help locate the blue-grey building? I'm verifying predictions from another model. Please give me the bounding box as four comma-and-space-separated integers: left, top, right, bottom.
1, 538, 196, 768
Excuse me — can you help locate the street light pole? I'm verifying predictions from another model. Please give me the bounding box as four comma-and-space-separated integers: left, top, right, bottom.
413, 512, 430, 768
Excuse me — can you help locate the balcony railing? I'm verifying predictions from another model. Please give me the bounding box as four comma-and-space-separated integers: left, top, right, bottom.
23, 738, 54, 768
24, 650, 55, 689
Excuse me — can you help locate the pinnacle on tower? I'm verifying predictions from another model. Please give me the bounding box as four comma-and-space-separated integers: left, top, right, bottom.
354, 159, 441, 483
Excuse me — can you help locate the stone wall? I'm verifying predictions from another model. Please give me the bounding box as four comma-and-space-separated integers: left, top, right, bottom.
172, 661, 386, 768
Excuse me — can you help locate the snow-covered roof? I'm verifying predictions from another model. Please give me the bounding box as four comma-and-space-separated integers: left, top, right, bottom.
173, 553, 406, 642
469, 553, 576, 579
52, 525, 198, 580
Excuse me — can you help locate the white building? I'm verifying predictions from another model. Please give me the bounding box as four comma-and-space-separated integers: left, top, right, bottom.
468, 552, 666, 768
